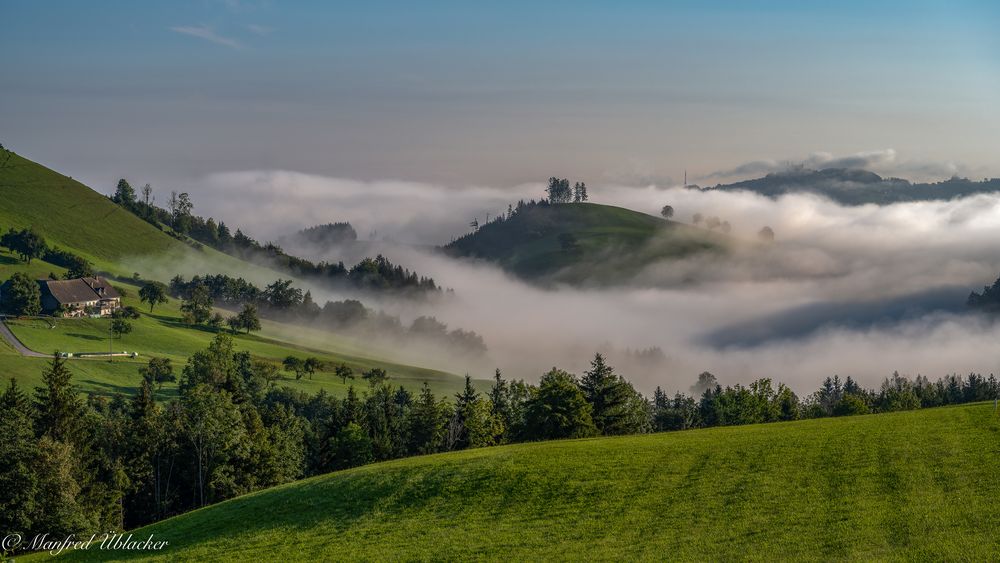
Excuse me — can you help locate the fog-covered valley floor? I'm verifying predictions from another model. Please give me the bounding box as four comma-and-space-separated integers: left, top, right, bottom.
177, 171, 1000, 394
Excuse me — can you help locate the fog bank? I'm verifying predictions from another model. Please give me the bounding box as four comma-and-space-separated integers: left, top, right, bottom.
175, 171, 1000, 395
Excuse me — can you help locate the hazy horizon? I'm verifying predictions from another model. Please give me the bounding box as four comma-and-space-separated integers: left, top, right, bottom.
2, 1, 998, 193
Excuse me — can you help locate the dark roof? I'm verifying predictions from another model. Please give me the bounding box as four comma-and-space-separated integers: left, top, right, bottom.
40, 277, 120, 305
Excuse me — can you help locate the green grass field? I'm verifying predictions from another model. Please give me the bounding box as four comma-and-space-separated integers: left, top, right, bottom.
0, 149, 298, 283
31, 402, 1000, 561
0, 150, 481, 398
2, 281, 484, 400
445, 202, 727, 285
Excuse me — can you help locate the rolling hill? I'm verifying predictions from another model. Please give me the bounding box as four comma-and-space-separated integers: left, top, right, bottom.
443, 202, 726, 285
706, 167, 1000, 205
0, 150, 479, 398
39, 402, 1000, 561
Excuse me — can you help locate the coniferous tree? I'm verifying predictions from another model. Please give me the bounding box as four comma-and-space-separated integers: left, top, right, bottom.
408, 383, 446, 455
449, 375, 486, 450
579, 354, 648, 435
0, 378, 38, 535
34, 354, 85, 445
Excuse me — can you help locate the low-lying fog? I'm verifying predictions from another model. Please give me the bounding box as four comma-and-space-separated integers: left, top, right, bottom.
171, 171, 1000, 395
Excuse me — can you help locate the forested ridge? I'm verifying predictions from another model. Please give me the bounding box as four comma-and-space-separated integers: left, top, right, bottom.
109, 180, 439, 295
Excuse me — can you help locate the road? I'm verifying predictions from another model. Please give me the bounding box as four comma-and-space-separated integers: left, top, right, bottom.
0, 317, 48, 358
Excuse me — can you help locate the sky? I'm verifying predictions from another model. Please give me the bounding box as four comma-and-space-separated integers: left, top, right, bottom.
2, 0, 999, 198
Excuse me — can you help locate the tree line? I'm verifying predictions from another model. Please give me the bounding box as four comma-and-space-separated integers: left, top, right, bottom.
110, 180, 439, 295
546, 177, 588, 204
1, 227, 95, 278
967, 275, 1000, 313
161, 274, 487, 357
3, 338, 997, 549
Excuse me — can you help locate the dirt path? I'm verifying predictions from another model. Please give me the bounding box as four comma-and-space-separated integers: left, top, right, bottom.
0, 318, 48, 358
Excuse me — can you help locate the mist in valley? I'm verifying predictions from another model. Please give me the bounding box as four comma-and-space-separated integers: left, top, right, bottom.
163, 170, 1000, 395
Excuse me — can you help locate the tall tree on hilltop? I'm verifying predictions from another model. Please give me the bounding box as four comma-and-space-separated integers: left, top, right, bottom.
113, 179, 136, 207
547, 177, 572, 203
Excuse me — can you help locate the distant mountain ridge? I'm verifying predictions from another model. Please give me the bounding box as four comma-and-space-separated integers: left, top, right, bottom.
706, 167, 1000, 205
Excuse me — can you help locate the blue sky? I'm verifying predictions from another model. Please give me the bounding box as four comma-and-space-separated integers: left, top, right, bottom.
2, 0, 998, 190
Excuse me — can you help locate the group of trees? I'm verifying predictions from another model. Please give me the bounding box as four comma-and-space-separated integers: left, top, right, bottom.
2, 227, 97, 274
967, 275, 1000, 313
1, 227, 46, 263
285, 222, 358, 247
672, 212, 774, 241
546, 177, 588, 203
649, 370, 1000, 432
691, 213, 732, 233
165, 273, 487, 357
1, 272, 42, 316
110, 182, 440, 296
281, 356, 325, 380
1, 226, 96, 278
0, 339, 305, 540
2, 334, 998, 546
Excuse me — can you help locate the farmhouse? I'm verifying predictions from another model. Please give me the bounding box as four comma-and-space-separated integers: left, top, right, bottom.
39, 277, 121, 317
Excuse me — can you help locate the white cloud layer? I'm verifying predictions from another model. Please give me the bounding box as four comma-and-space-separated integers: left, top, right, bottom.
176, 171, 1000, 396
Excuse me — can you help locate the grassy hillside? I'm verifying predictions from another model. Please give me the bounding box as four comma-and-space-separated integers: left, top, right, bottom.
0, 149, 278, 279
0, 151, 480, 398
39, 402, 1000, 561
444, 202, 726, 285
0, 150, 176, 265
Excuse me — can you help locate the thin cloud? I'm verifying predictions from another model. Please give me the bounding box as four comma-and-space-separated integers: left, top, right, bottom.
169, 25, 242, 49
246, 24, 273, 35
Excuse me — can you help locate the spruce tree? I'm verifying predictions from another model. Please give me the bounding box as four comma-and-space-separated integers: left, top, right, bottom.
451, 375, 481, 450
34, 353, 85, 445
408, 383, 445, 455
0, 378, 38, 535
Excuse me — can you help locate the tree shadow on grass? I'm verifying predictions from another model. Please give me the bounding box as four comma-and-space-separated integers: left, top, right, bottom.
75, 379, 143, 398
66, 333, 105, 341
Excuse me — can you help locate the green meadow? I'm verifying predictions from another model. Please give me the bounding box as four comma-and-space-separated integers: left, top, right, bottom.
34, 402, 1000, 561
1, 280, 483, 400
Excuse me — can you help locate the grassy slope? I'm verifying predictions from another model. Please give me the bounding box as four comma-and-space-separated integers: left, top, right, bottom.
40, 403, 1000, 561
444, 202, 725, 285
0, 151, 480, 398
